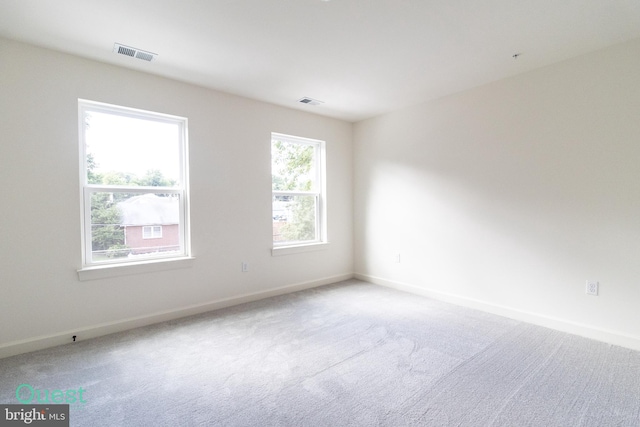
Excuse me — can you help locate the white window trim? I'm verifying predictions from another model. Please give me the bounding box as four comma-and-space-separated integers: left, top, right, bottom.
271, 132, 327, 252
77, 99, 191, 275
271, 242, 330, 256
77, 256, 195, 282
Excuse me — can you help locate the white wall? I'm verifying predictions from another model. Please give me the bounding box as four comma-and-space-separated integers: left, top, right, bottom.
354, 38, 640, 349
0, 38, 353, 357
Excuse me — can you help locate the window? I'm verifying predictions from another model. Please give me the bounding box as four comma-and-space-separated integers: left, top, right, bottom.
79, 100, 190, 267
142, 226, 162, 239
271, 133, 326, 247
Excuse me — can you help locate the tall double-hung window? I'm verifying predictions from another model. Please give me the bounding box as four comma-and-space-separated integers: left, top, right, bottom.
271, 133, 326, 247
79, 100, 190, 268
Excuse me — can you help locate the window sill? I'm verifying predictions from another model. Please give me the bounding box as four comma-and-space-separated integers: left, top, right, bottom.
77, 256, 195, 281
272, 242, 329, 256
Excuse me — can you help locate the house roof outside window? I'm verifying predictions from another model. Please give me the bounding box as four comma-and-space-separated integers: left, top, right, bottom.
118, 194, 179, 226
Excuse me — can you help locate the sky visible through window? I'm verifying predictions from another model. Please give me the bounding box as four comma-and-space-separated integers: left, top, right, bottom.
85, 111, 180, 183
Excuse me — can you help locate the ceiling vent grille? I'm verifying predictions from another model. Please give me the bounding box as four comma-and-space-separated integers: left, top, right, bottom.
113, 43, 157, 62
298, 97, 324, 106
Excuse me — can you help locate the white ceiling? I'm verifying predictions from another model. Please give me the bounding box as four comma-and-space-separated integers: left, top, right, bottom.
2, 0, 640, 122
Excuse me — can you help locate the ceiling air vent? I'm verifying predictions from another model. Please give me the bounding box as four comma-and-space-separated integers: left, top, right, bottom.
113, 43, 157, 62
298, 97, 324, 106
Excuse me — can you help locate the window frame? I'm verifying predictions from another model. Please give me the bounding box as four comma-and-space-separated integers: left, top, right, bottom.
271, 132, 327, 249
78, 99, 191, 269
142, 225, 163, 239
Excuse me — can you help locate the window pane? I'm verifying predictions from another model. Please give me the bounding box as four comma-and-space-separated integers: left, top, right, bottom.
271, 140, 316, 192
272, 195, 317, 243
90, 192, 181, 261
84, 111, 181, 186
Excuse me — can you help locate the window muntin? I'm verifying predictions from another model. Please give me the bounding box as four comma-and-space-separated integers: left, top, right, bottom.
79, 100, 189, 267
271, 133, 325, 246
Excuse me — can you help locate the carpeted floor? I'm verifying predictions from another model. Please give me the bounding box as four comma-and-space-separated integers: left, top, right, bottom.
1, 279, 639, 426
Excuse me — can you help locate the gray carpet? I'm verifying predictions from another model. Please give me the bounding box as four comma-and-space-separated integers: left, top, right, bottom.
1, 280, 639, 426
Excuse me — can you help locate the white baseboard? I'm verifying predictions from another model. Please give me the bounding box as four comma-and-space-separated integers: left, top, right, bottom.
0, 273, 354, 359
355, 273, 640, 352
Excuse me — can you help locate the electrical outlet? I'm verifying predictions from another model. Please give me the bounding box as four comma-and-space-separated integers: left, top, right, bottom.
586, 280, 598, 296
241, 262, 249, 273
